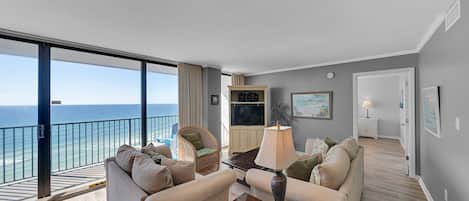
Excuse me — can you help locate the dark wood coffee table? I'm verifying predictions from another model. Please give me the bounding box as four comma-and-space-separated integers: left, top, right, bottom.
234, 192, 262, 201
222, 148, 269, 186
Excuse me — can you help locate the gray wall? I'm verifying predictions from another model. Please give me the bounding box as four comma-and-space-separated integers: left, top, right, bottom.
358, 76, 401, 137
203, 67, 221, 145
418, 3, 469, 201
246, 54, 418, 151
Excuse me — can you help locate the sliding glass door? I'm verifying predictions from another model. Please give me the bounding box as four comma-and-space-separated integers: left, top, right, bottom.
0, 38, 40, 200
50, 47, 141, 193
0, 33, 178, 200
146, 64, 178, 156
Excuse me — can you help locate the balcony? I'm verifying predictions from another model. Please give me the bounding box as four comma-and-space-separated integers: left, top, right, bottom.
0, 115, 178, 201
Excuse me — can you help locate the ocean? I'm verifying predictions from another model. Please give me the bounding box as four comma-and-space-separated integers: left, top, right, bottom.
0, 104, 178, 183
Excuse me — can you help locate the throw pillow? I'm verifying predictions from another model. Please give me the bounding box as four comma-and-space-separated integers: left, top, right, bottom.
324, 137, 337, 149
161, 158, 195, 185
115, 144, 142, 174
305, 138, 329, 158
286, 153, 322, 182
142, 149, 167, 164
338, 137, 359, 160
142, 143, 172, 159
183, 132, 204, 150
132, 155, 174, 194
312, 146, 350, 190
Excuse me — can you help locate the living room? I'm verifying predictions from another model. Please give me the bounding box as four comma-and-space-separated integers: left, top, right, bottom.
0, 1, 468, 201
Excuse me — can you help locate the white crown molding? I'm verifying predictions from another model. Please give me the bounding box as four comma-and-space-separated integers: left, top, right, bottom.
246, 12, 447, 77
246, 49, 418, 76
416, 14, 446, 52
418, 177, 435, 201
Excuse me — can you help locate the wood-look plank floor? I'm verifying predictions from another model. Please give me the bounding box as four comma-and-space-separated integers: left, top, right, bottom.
359, 137, 427, 201
52, 138, 428, 201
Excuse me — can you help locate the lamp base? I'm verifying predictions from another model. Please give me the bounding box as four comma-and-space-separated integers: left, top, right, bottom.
271, 171, 287, 201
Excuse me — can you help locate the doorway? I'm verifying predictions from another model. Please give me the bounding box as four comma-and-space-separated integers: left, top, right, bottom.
352, 67, 416, 177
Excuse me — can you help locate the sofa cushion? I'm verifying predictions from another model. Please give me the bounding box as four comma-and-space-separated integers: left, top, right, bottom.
183, 132, 204, 150
142, 143, 172, 159
115, 145, 142, 174
337, 137, 359, 160
305, 138, 329, 158
196, 148, 216, 157
132, 155, 174, 194
161, 158, 195, 185
314, 147, 350, 190
286, 153, 321, 182
324, 137, 337, 150
142, 149, 167, 164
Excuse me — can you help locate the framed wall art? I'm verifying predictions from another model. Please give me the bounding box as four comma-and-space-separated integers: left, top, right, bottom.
291, 91, 333, 119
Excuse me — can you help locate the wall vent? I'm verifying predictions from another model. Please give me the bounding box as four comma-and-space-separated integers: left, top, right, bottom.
445, 0, 461, 32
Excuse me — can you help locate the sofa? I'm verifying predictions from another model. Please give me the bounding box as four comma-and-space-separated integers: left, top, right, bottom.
246, 138, 364, 201
105, 143, 236, 201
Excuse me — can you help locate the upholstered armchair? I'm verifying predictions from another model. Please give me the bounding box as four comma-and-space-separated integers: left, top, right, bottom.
177, 127, 220, 173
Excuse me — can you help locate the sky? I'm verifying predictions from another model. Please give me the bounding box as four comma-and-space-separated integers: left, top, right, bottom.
0, 54, 178, 105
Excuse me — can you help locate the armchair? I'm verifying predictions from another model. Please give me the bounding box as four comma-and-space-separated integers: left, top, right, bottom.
177, 127, 220, 173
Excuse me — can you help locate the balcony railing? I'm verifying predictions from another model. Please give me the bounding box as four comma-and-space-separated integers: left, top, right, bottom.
0, 115, 178, 184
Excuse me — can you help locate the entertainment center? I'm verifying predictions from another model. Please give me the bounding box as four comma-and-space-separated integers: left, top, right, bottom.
228, 85, 268, 155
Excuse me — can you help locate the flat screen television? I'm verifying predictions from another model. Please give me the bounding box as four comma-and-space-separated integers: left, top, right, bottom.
231, 104, 264, 126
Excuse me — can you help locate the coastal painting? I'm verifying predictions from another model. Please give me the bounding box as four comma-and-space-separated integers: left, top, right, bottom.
291, 91, 333, 119
422, 86, 441, 137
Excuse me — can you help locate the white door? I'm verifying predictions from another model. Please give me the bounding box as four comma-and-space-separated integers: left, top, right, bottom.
399, 74, 410, 175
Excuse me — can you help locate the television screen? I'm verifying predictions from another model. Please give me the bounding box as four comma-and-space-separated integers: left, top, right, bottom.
231, 104, 264, 126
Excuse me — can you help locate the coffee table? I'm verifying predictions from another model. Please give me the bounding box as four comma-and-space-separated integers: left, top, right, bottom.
234, 192, 262, 201
222, 148, 269, 186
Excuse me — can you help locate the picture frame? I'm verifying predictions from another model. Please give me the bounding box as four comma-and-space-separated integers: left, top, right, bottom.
291, 91, 333, 120
422, 86, 441, 137
210, 94, 219, 105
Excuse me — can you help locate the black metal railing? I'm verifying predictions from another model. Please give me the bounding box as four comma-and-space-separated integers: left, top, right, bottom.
0, 115, 178, 184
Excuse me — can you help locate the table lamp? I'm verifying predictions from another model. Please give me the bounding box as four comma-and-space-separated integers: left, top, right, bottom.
255, 123, 297, 201
362, 99, 373, 118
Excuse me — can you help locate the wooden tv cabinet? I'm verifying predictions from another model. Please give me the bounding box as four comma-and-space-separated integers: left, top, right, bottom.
228, 86, 268, 155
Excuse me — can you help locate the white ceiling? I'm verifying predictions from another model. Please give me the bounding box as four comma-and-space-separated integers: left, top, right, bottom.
0, 0, 450, 75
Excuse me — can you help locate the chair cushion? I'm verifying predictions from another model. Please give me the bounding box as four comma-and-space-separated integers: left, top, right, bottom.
115, 145, 142, 174
183, 132, 205, 150
286, 153, 322, 181
313, 146, 350, 190
196, 148, 217, 157
161, 158, 195, 185
337, 137, 359, 160
132, 155, 174, 194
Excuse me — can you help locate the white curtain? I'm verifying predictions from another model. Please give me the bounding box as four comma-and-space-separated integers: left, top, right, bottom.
178, 63, 203, 128
232, 74, 245, 86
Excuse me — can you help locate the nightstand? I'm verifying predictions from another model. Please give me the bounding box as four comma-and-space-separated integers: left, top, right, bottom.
358, 118, 378, 139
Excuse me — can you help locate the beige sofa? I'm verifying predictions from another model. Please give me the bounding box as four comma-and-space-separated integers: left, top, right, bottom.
105, 144, 236, 201
246, 143, 364, 201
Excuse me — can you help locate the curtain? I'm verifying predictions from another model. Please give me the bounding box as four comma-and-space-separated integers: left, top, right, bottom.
178, 63, 203, 128
232, 74, 245, 86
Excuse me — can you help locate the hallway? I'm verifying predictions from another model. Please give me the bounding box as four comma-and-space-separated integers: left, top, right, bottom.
359, 137, 426, 201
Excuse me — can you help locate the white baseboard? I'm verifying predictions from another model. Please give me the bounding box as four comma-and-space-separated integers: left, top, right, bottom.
378, 135, 401, 140
418, 177, 435, 201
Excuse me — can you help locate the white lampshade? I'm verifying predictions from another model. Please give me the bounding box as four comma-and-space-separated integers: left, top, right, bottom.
362, 100, 373, 109
255, 126, 298, 171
